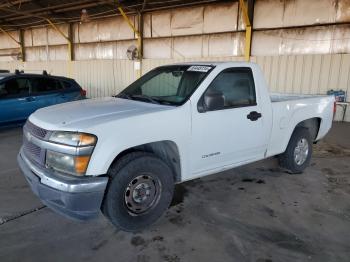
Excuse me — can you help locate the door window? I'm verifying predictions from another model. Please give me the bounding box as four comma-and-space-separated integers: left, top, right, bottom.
0, 78, 30, 99
30, 77, 63, 94
205, 68, 256, 109
0, 82, 6, 98
62, 80, 75, 89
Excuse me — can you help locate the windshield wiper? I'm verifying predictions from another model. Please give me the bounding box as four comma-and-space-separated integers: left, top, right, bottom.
115, 93, 132, 99
116, 93, 175, 106
150, 97, 175, 106
129, 94, 161, 104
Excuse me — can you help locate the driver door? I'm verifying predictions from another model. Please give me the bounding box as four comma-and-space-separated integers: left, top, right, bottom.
190, 67, 268, 175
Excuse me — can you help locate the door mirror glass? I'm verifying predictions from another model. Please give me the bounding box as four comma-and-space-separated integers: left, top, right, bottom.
204, 89, 225, 111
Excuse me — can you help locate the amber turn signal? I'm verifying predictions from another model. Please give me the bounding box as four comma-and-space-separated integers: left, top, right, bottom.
79, 134, 97, 146
75, 156, 91, 174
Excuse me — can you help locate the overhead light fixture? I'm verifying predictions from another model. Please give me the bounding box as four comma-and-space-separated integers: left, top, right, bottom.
80, 9, 90, 24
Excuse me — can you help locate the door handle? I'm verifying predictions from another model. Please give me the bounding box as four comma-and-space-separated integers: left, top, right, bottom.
247, 111, 262, 121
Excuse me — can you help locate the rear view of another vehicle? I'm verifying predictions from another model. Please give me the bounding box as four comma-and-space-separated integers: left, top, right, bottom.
57, 78, 87, 103
0, 73, 86, 127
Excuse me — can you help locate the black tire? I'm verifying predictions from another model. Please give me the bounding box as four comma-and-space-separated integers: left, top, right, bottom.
278, 127, 312, 174
101, 152, 145, 220
102, 152, 174, 232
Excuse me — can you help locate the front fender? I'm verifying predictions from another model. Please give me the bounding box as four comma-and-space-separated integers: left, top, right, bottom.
84, 104, 192, 178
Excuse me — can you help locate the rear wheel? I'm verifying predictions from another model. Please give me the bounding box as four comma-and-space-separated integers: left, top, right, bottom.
279, 127, 312, 174
102, 152, 174, 232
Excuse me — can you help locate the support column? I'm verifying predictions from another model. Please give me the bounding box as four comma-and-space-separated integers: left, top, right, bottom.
19, 29, 25, 62
68, 23, 74, 61
138, 12, 144, 75
46, 19, 73, 61
247, 0, 254, 58
239, 0, 254, 61
118, 6, 143, 78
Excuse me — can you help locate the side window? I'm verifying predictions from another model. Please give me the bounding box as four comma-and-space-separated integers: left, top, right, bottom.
62, 80, 79, 90
30, 77, 63, 94
0, 82, 7, 98
206, 68, 256, 108
0, 78, 30, 99
55, 79, 64, 90
62, 81, 72, 89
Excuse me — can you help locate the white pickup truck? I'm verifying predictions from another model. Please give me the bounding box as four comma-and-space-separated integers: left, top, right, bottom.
18, 62, 334, 231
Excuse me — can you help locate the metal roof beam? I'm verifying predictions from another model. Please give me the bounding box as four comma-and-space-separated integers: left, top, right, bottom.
0, 1, 99, 21
0, 0, 32, 9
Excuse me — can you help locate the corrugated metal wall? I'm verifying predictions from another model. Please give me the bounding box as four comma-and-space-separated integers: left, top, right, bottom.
1, 0, 350, 61
0, 0, 349, 121
1, 53, 348, 120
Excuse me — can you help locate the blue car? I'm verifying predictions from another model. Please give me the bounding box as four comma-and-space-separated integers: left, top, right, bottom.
0, 71, 86, 127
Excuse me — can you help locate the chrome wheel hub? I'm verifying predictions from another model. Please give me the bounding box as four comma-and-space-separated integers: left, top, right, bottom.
132, 183, 151, 203
124, 175, 161, 215
294, 138, 309, 166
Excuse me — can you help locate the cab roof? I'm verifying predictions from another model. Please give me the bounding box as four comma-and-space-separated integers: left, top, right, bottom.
171, 61, 256, 67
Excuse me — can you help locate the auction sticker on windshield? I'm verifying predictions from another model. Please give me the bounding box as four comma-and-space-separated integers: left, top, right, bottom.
187, 66, 212, 72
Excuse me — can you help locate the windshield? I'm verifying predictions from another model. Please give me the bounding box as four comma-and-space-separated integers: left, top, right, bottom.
117, 65, 213, 105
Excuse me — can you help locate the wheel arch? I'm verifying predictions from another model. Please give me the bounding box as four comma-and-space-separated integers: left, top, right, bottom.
294, 117, 321, 141
272, 117, 322, 158
109, 140, 182, 182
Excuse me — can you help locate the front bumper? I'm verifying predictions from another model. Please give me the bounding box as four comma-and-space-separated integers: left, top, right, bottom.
17, 149, 108, 220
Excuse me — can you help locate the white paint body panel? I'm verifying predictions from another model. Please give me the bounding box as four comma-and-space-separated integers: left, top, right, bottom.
29, 62, 334, 181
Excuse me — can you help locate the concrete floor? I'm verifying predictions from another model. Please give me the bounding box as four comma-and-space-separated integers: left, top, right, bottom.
0, 123, 349, 262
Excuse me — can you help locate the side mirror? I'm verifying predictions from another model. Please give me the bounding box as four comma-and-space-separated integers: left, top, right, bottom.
203, 89, 225, 111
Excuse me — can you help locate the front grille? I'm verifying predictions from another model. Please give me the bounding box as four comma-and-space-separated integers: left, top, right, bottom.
24, 121, 48, 139
23, 138, 41, 164
22, 121, 49, 166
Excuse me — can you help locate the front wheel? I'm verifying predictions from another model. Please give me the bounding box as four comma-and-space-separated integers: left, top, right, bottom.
278, 127, 312, 174
102, 152, 174, 232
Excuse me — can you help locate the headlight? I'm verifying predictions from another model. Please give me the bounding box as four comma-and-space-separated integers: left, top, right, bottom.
49, 131, 96, 147
46, 131, 97, 176
46, 150, 91, 176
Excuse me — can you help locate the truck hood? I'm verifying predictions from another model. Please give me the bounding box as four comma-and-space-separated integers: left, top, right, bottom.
29, 97, 171, 130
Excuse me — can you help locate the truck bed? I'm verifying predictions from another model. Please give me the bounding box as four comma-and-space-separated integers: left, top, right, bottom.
267, 92, 334, 158
270, 93, 326, 102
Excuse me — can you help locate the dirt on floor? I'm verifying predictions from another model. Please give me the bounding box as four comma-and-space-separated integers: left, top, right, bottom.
0, 123, 349, 262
